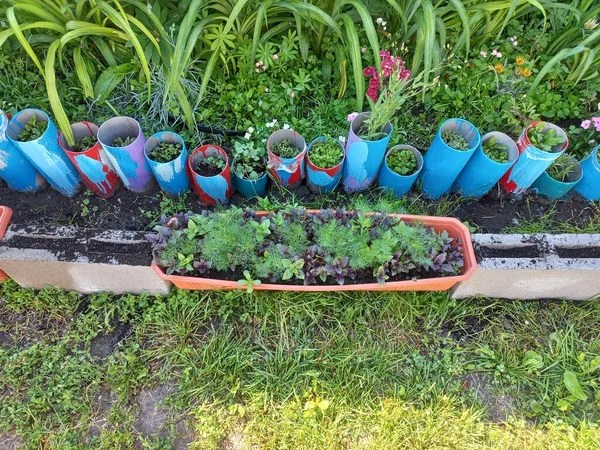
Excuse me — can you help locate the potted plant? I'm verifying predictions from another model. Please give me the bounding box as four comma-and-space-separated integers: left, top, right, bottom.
500, 121, 568, 195
187, 145, 232, 205
574, 145, 600, 201
377, 144, 423, 197
232, 140, 268, 198
420, 118, 480, 199
454, 132, 518, 198
147, 208, 476, 292
306, 137, 345, 194
267, 128, 307, 189
531, 153, 583, 199
343, 53, 415, 192
144, 132, 190, 196
0, 109, 45, 193
97, 116, 154, 193
58, 122, 120, 198
6, 108, 81, 197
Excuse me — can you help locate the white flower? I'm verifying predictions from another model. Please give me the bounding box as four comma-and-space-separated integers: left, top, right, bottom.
512, 41, 518, 46
244, 133, 251, 140
339, 136, 346, 145
283, 123, 290, 130
376, 17, 384, 25
248, 127, 254, 133
264, 87, 269, 92
480, 50, 487, 57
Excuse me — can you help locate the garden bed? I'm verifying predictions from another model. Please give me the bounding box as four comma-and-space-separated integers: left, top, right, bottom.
1, 181, 596, 234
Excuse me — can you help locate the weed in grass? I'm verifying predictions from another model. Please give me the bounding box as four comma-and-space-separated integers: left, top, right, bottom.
80, 190, 99, 218
442, 130, 471, 150
17, 115, 46, 141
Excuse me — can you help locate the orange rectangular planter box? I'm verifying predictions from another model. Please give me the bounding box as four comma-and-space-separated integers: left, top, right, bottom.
151, 211, 477, 292
0, 206, 12, 282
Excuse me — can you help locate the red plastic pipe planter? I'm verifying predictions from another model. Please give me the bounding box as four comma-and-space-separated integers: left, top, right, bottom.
187, 145, 233, 206
0, 206, 12, 281
152, 211, 477, 292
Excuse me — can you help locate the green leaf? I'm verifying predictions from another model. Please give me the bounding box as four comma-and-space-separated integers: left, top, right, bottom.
93, 62, 138, 103
563, 370, 587, 401
45, 40, 74, 146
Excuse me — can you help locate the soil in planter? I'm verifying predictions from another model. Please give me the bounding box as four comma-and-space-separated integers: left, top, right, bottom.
1, 177, 597, 233
192, 156, 225, 177
71, 135, 98, 152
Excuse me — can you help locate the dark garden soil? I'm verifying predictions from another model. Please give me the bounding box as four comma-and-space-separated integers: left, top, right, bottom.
192, 161, 222, 177
0, 180, 596, 233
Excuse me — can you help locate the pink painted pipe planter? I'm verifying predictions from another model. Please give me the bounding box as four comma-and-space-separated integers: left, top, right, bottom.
58, 122, 120, 198
187, 145, 232, 206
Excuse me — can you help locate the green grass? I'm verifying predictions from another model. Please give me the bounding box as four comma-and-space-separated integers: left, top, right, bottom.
1, 281, 600, 448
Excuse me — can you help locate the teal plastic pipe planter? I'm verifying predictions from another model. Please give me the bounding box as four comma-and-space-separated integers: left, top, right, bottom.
531, 155, 582, 199
454, 132, 518, 198
0, 110, 46, 192
232, 158, 268, 198
7, 109, 81, 197
377, 145, 423, 197
574, 145, 600, 201
420, 118, 480, 199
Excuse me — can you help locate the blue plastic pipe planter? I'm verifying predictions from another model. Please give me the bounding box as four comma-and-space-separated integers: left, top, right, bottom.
0, 110, 46, 192
306, 137, 345, 194
7, 109, 81, 197
531, 155, 582, 200
500, 121, 568, 195
420, 118, 480, 199
232, 158, 268, 198
97, 117, 154, 193
574, 145, 600, 201
377, 145, 423, 197
144, 131, 190, 195
454, 131, 518, 198
343, 112, 392, 193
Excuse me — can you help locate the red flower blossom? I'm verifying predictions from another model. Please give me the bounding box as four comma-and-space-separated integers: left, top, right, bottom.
363, 66, 376, 77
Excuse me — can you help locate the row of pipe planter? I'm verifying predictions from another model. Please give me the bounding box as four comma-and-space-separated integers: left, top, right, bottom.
344, 113, 600, 201
2, 109, 600, 202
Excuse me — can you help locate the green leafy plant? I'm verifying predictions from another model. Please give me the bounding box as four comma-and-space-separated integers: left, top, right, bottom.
309, 139, 343, 168
233, 140, 266, 180
201, 156, 226, 172
527, 122, 566, 152
482, 137, 509, 163
17, 115, 46, 141
387, 148, 417, 175
442, 131, 470, 151
237, 270, 261, 293
148, 142, 182, 163
72, 135, 97, 152
547, 154, 579, 182
270, 139, 300, 158
112, 136, 136, 147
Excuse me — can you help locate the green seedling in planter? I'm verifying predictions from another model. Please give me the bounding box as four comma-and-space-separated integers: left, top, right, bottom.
387, 148, 417, 175
17, 115, 46, 141
527, 122, 566, 152
271, 139, 300, 158
202, 155, 226, 171
148, 142, 182, 163
282, 258, 305, 280
112, 136, 136, 147
482, 137, 509, 163
238, 270, 261, 293
177, 253, 194, 272
251, 219, 271, 241
233, 140, 266, 180
310, 139, 344, 168
72, 135, 97, 152
547, 154, 578, 182
442, 131, 470, 151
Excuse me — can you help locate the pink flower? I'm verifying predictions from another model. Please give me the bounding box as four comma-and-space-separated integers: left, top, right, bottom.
361, 47, 366, 53
582, 119, 592, 130
480, 50, 487, 57
382, 58, 394, 70
491, 49, 499, 56
363, 66, 376, 77
369, 77, 379, 88
367, 87, 378, 101
382, 67, 392, 77
399, 69, 411, 81
598, 102, 600, 110
380, 50, 390, 58
347, 112, 358, 122
273, 54, 279, 61
593, 117, 600, 132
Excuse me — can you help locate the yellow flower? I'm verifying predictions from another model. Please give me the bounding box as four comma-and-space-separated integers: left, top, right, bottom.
515, 67, 523, 76
522, 68, 533, 77
494, 63, 505, 74
516, 56, 526, 66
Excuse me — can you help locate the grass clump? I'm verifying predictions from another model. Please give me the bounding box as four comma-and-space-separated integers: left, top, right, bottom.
547, 154, 579, 182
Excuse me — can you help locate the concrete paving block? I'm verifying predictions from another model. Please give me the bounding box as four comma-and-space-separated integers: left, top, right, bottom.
452, 233, 600, 300
0, 224, 171, 295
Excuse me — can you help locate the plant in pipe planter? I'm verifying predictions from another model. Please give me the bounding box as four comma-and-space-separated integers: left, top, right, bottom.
442, 131, 470, 151
147, 208, 465, 286
233, 140, 266, 180
270, 139, 300, 158
112, 136, 136, 147
547, 154, 579, 182
148, 142, 183, 163
527, 122, 567, 151
309, 138, 344, 168
568, 114, 600, 161
17, 115, 46, 141
482, 137, 509, 163
386, 148, 417, 175
71, 135, 98, 152
193, 155, 226, 177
